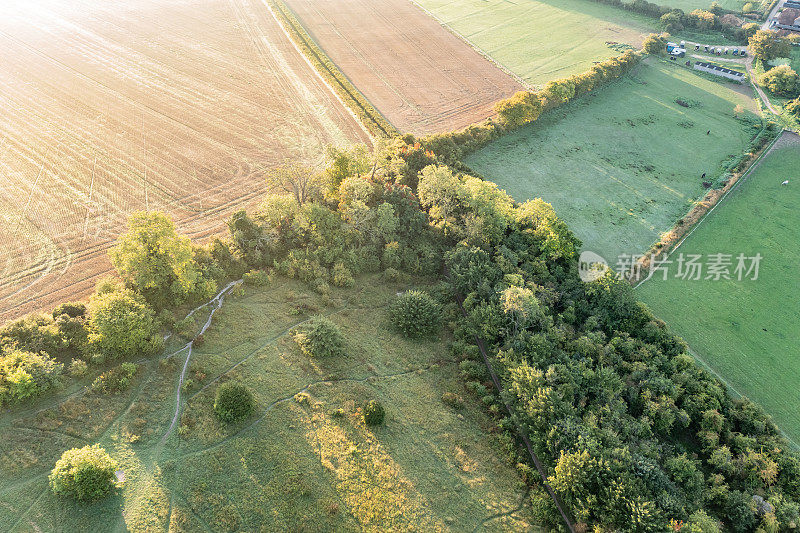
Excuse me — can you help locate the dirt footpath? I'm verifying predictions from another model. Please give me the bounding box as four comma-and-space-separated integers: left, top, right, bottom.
283, 0, 524, 135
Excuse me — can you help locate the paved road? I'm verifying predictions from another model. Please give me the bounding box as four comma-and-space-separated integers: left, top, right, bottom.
763, 0, 787, 30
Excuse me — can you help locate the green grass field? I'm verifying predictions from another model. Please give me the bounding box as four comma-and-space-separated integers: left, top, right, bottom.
666, 0, 746, 11
415, 0, 654, 85
414, 0, 738, 86
637, 140, 800, 445
465, 59, 759, 263
0, 275, 536, 532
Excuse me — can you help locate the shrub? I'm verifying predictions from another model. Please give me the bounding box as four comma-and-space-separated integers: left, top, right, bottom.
642, 33, 667, 55
786, 97, 800, 119
442, 392, 464, 409
214, 382, 255, 423
92, 362, 138, 393
69, 358, 88, 377
388, 290, 442, 338
52, 302, 87, 319
243, 269, 272, 286
331, 262, 354, 288
293, 316, 345, 358
759, 65, 799, 97
363, 400, 385, 426
49, 444, 118, 501
0, 349, 63, 405
88, 289, 159, 360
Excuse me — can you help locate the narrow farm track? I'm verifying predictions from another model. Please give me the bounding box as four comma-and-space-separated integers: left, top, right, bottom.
0, 0, 370, 320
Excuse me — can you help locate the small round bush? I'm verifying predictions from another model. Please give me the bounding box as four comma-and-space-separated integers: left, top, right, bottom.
214, 382, 255, 423
363, 400, 385, 426
49, 444, 118, 501
294, 316, 344, 358
388, 290, 442, 338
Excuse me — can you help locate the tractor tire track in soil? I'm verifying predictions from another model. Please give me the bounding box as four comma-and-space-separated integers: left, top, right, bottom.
282, 0, 523, 135
0, 0, 369, 321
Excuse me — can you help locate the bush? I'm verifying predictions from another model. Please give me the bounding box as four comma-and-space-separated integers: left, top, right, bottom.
52, 302, 87, 319
759, 65, 799, 97
88, 289, 159, 360
442, 392, 464, 409
331, 262, 354, 288
92, 362, 137, 393
388, 290, 442, 338
243, 269, 272, 286
0, 349, 63, 406
642, 33, 667, 55
214, 382, 255, 423
69, 358, 88, 377
363, 400, 385, 426
49, 444, 118, 501
293, 316, 345, 358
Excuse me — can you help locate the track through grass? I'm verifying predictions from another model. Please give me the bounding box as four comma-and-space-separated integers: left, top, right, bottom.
0, 275, 538, 532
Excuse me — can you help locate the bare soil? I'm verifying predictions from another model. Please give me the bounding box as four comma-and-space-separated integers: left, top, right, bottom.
0, 0, 370, 320
282, 0, 524, 135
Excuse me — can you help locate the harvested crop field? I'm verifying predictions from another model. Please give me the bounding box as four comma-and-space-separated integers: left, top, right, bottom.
282, 0, 524, 135
0, 0, 370, 321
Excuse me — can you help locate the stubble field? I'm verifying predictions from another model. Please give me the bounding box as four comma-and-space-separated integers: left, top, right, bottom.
0, 0, 370, 321
282, 0, 524, 135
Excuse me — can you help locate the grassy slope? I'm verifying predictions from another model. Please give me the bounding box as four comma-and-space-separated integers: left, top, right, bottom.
466, 59, 758, 263
0, 275, 537, 532
637, 144, 800, 445
414, 0, 739, 87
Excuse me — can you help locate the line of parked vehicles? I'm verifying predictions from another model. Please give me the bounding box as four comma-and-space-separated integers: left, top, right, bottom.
666, 41, 746, 58
694, 42, 746, 57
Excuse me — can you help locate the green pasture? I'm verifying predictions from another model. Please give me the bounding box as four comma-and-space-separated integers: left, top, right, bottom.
666, 0, 747, 11
637, 142, 800, 445
0, 275, 536, 532
466, 59, 759, 263
414, 0, 738, 86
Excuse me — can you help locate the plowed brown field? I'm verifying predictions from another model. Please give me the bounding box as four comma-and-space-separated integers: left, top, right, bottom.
282, 0, 524, 135
0, 0, 370, 320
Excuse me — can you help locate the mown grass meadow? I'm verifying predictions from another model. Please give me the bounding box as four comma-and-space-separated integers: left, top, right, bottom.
466, 59, 759, 263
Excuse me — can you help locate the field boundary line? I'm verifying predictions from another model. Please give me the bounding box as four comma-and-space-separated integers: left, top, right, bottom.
256, 0, 373, 143
635, 126, 785, 286
407, 0, 531, 91
263, 0, 398, 138
635, 129, 800, 452
685, 346, 800, 450
667, 128, 785, 255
